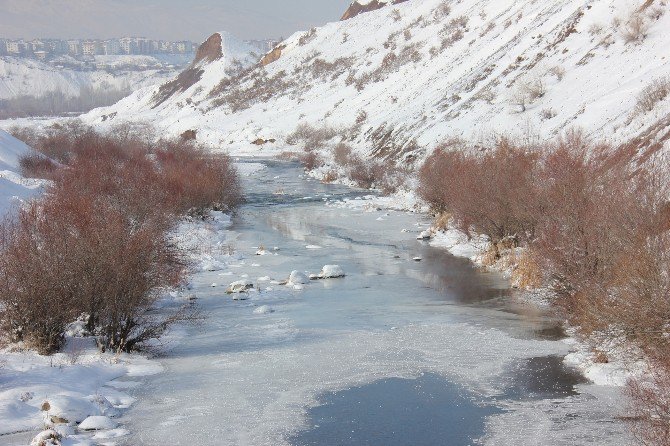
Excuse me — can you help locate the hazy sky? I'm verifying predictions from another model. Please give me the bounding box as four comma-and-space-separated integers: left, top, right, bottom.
0, 0, 353, 42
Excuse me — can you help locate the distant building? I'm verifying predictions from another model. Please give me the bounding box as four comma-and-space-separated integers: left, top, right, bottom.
6, 40, 25, 55
34, 50, 48, 60
174, 41, 193, 54
102, 39, 121, 55
82, 40, 103, 56
67, 40, 81, 55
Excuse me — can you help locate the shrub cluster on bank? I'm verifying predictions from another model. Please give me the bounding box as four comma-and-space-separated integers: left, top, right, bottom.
0, 122, 241, 354
419, 132, 670, 444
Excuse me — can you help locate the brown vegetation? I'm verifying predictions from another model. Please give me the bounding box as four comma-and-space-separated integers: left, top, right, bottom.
420, 132, 670, 445
0, 124, 241, 354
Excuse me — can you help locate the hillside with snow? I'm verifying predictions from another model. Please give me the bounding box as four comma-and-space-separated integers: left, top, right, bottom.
83, 0, 668, 163
0, 129, 46, 217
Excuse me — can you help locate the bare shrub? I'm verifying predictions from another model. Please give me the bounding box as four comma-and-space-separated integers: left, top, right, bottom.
433, 3, 451, 21
512, 76, 547, 112
18, 153, 58, 179
286, 123, 339, 151
347, 156, 404, 194
636, 77, 670, 114
548, 65, 566, 81
419, 139, 543, 244
300, 151, 321, 171
333, 142, 353, 165
0, 129, 241, 354
627, 360, 670, 446
620, 13, 650, 43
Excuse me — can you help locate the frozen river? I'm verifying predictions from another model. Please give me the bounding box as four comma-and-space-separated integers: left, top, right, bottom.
118, 160, 630, 445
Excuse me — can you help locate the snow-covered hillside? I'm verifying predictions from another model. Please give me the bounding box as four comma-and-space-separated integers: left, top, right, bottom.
0, 55, 188, 101
0, 129, 45, 217
88, 32, 261, 126
84, 0, 669, 162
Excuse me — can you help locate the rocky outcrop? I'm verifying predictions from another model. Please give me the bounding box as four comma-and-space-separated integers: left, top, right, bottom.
341, 0, 410, 21
261, 44, 286, 66
193, 33, 224, 65
151, 33, 224, 108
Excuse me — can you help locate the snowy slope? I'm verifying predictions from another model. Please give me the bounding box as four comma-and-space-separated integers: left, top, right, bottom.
84, 0, 670, 162
0, 55, 185, 101
0, 130, 45, 217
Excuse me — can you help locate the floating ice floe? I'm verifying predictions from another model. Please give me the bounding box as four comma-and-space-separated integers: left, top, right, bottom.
413, 257, 423, 262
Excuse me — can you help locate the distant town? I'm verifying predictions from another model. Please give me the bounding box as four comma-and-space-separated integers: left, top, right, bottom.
0, 37, 277, 60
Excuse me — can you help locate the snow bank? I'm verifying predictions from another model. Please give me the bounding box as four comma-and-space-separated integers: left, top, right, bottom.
0, 129, 47, 218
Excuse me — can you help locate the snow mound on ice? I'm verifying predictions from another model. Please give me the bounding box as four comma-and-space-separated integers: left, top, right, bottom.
78, 415, 118, 431
319, 265, 346, 278
288, 271, 310, 286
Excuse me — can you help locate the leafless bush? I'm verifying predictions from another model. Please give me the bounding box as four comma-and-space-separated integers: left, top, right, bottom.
548, 65, 566, 81
419, 138, 543, 244
0, 129, 241, 354
628, 359, 670, 446
439, 17, 468, 50
512, 77, 547, 112
392, 8, 402, 22
433, 3, 451, 21
620, 13, 650, 43
18, 153, 58, 179
347, 156, 404, 193
333, 143, 353, 165
286, 123, 339, 151
636, 77, 670, 114
298, 28, 317, 46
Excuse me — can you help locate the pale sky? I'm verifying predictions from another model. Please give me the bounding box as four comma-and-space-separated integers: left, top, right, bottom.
0, 0, 353, 42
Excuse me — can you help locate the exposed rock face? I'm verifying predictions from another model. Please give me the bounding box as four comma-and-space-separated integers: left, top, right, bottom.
151, 33, 224, 108
341, 0, 410, 20
261, 44, 286, 66
193, 33, 224, 65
